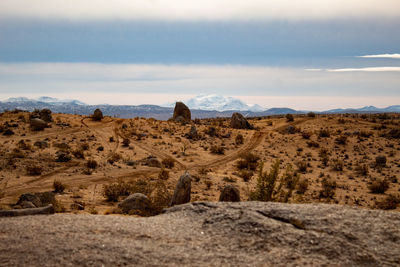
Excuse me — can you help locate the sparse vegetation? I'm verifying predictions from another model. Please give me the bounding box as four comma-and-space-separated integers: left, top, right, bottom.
320, 177, 337, 199
235, 134, 244, 145
53, 180, 66, 193
368, 179, 389, 194
210, 145, 225, 155
162, 157, 175, 169
236, 152, 260, 171
26, 165, 43, 176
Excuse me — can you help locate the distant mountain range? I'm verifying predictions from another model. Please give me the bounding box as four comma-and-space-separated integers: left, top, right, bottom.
1, 96, 399, 120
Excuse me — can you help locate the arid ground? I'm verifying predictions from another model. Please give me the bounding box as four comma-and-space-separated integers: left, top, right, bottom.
0, 111, 399, 214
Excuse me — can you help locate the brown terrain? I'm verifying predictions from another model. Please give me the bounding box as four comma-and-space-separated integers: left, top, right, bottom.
0, 108, 399, 214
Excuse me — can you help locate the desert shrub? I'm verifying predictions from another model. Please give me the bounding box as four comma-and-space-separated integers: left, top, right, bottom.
375, 156, 387, 166
26, 165, 42, 176
295, 160, 308, 173
358, 131, 373, 138
204, 180, 213, 189
80, 143, 89, 151
86, 159, 98, 169
318, 129, 330, 138
107, 152, 121, 164
319, 177, 337, 198
301, 131, 311, 139
8, 148, 25, 159
319, 148, 330, 166
206, 126, 218, 137
72, 149, 85, 159
306, 140, 320, 148
355, 163, 368, 176
53, 180, 66, 193
122, 138, 130, 147
103, 179, 151, 202
198, 167, 209, 176
158, 168, 169, 180
250, 160, 299, 203
335, 136, 347, 145
150, 180, 171, 215
239, 170, 253, 182
368, 179, 389, 194
210, 145, 225, 155
331, 159, 344, 171
296, 178, 309, 194
375, 194, 400, 210
162, 157, 175, 169
109, 136, 114, 142
307, 112, 316, 118
236, 152, 260, 171
17, 140, 31, 150
235, 134, 244, 145
286, 114, 294, 122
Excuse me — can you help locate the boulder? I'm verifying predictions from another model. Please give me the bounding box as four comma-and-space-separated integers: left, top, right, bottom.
219, 185, 241, 202
230, 112, 253, 129
170, 172, 191, 206
145, 157, 162, 168
187, 125, 198, 139
118, 193, 151, 214
92, 109, 103, 121
16, 193, 42, 208
172, 102, 191, 122
39, 109, 53, 122
30, 118, 47, 131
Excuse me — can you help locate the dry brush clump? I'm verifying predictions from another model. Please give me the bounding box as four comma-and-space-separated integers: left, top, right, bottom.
368, 179, 389, 194
162, 157, 175, 169
319, 176, 337, 199
236, 152, 260, 171
375, 194, 400, 210
53, 180, 66, 193
210, 145, 225, 155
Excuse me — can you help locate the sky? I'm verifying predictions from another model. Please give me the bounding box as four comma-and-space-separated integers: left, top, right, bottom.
0, 0, 399, 110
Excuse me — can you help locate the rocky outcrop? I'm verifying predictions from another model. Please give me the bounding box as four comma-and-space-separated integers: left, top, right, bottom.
118, 193, 151, 214
219, 185, 240, 202
230, 112, 253, 129
92, 108, 103, 121
0, 202, 399, 266
172, 102, 191, 123
170, 172, 191, 206
39, 109, 53, 122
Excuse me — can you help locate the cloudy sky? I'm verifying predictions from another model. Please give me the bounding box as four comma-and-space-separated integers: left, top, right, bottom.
0, 0, 399, 110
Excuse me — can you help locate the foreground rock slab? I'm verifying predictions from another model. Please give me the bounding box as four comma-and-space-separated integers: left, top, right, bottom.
0, 202, 399, 266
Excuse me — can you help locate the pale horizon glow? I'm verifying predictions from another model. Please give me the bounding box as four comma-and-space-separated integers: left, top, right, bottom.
0, 0, 399, 21
307, 67, 400, 72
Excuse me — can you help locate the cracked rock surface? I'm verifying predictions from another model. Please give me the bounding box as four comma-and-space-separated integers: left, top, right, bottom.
1, 202, 399, 266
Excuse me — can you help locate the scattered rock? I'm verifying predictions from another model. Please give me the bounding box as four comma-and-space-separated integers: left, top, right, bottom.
16, 193, 42, 208
230, 112, 253, 129
285, 125, 296, 134
172, 102, 191, 123
118, 193, 151, 214
30, 118, 47, 131
219, 185, 241, 202
92, 109, 103, 121
2, 128, 14, 136
146, 157, 162, 168
170, 172, 191, 206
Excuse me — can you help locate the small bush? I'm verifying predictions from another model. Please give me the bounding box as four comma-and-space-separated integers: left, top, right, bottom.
53, 180, 66, 193
210, 145, 225, 155
335, 136, 347, 145
302, 131, 311, 139
319, 148, 330, 166
158, 168, 169, 180
80, 143, 90, 151
235, 134, 244, 145
236, 152, 260, 171
296, 178, 309, 194
375, 194, 400, 210
286, 114, 294, 122
307, 112, 316, 118
239, 170, 253, 182
319, 129, 330, 138
72, 149, 85, 159
162, 157, 175, 169
368, 179, 389, 194
86, 159, 98, 169
355, 163, 368, 176
331, 159, 344, 171
295, 161, 308, 173
122, 138, 130, 147
107, 153, 121, 164
320, 177, 336, 198
306, 140, 320, 148
26, 165, 42, 176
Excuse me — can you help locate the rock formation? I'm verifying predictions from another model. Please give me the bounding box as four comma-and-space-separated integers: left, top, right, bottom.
172, 102, 191, 123
230, 112, 253, 129
170, 172, 191, 206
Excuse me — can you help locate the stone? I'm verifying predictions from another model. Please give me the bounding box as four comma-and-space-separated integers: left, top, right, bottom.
170, 172, 191, 206
39, 109, 53, 122
16, 193, 42, 208
146, 157, 162, 168
30, 118, 47, 131
219, 185, 241, 202
230, 112, 253, 129
92, 109, 103, 121
118, 193, 151, 214
172, 102, 191, 122
285, 125, 296, 134
187, 125, 198, 139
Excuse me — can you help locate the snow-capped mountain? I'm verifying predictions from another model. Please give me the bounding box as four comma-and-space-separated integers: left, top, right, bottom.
3, 96, 86, 105
183, 94, 264, 112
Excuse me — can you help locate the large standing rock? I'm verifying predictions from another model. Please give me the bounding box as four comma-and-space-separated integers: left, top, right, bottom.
118, 193, 151, 214
219, 185, 241, 202
92, 109, 103, 121
30, 118, 47, 131
230, 112, 253, 129
170, 172, 191, 206
172, 102, 191, 123
39, 109, 53, 122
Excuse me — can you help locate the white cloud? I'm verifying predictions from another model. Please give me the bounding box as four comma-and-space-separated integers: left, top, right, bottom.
357, 54, 400, 59
0, 0, 399, 21
307, 67, 400, 72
